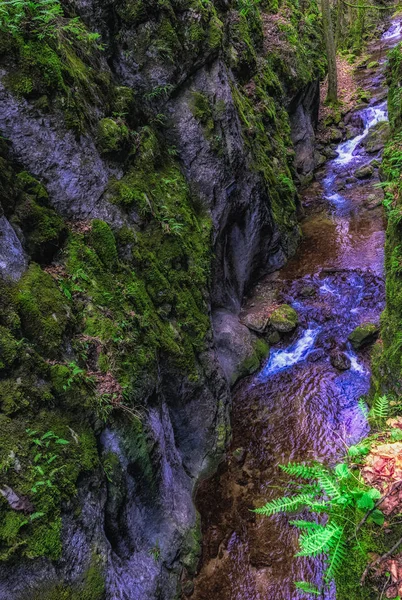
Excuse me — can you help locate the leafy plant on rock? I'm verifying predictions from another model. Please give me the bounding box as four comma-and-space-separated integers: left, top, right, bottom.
254, 461, 384, 594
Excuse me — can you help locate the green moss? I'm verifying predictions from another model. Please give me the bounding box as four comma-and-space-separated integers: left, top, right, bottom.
0, 326, 19, 370
270, 304, 298, 332
89, 220, 118, 269
97, 118, 129, 154
27, 558, 105, 600
0, 378, 28, 415
0, 412, 98, 562
17, 264, 69, 357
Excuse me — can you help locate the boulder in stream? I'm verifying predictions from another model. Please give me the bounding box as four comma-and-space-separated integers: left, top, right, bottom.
270, 304, 298, 333
355, 164, 374, 179
348, 322, 379, 349
362, 121, 391, 153
330, 350, 351, 371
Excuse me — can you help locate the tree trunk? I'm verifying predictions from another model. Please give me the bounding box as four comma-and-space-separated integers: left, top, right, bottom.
321, 0, 338, 103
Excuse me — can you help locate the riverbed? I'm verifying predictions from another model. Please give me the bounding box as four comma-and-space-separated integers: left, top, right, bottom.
190, 19, 402, 600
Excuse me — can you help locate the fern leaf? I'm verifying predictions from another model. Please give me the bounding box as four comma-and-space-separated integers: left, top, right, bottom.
297, 522, 343, 557
253, 493, 314, 516
357, 398, 369, 419
280, 463, 324, 479
289, 520, 322, 531
324, 528, 347, 583
294, 581, 320, 595
370, 395, 389, 420
318, 473, 341, 499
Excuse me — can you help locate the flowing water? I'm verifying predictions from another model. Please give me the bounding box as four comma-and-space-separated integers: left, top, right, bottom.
190, 20, 402, 600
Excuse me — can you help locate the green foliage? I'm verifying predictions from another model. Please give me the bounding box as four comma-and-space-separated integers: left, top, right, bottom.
369, 394, 389, 424
17, 263, 69, 357
294, 581, 320, 595
254, 460, 385, 593
97, 118, 129, 154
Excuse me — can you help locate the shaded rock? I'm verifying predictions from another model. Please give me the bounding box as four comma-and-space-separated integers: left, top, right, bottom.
355, 164, 374, 179
362, 121, 391, 153
346, 176, 356, 184
241, 312, 269, 333
307, 348, 326, 363
299, 285, 315, 298
213, 310, 269, 385
270, 304, 298, 333
365, 193, 383, 210
0, 216, 27, 281
322, 147, 339, 159
348, 322, 379, 349
314, 151, 327, 167
330, 350, 351, 371
267, 330, 281, 344
0, 485, 34, 513
290, 79, 320, 180
329, 128, 343, 143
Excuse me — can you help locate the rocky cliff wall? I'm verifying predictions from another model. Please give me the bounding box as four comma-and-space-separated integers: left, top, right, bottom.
0, 1, 324, 598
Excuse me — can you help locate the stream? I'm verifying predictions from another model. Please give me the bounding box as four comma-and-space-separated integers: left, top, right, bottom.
190, 19, 402, 600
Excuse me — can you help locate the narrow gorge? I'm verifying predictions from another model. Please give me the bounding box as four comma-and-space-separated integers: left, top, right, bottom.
0, 1, 402, 599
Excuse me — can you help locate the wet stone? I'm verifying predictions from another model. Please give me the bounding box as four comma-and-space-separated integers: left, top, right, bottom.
240, 312, 269, 333
348, 322, 380, 349
363, 120, 391, 153
270, 304, 298, 333
355, 164, 374, 179
307, 348, 326, 363
330, 350, 351, 371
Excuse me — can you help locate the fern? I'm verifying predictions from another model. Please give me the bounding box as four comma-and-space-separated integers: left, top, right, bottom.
357, 398, 369, 419
253, 493, 315, 516
324, 528, 347, 583
294, 581, 320, 596
280, 463, 324, 479
370, 394, 389, 420
297, 522, 343, 557
317, 473, 341, 500
289, 519, 322, 530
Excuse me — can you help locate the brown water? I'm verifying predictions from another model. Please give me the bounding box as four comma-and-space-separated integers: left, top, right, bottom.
190, 21, 402, 600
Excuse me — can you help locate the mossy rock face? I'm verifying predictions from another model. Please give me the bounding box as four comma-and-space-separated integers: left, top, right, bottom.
0, 326, 19, 370
362, 121, 391, 153
270, 305, 298, 333
97, 118, 129, 154
354, 164, 374, 179
348, 323, 379, 349
16, 263, 69, 357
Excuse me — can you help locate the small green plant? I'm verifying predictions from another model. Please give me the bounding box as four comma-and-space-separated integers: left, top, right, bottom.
149, 542, 161, 561
254, 461, 384, 594
62, 361, 95, 391
369, 394, 389, 425
294, 581, 320, 596
0, 0, 102, 47
26, 428, 70, 495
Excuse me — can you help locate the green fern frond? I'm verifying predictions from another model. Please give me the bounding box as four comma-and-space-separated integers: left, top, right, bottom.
280, 463, 325, 479
253, 493, 314, 516
318, 473, 341, 499
324, 528, 347, 582
370, 395, 389, 420
297, 522, 343, 557
294, 581, 320, 595
289, 520, 322, 530
357, 398, 369, 419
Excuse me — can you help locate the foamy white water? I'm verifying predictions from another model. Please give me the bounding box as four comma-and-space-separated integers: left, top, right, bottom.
334, 101, 388, 165
259, 327, 320, 378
